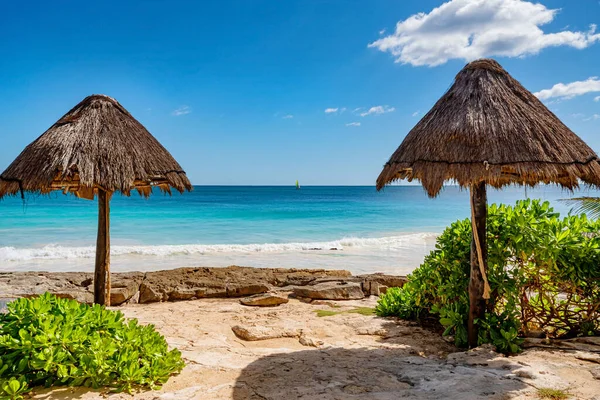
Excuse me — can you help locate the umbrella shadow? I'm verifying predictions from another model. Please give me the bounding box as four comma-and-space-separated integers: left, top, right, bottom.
232, 318, 529, 400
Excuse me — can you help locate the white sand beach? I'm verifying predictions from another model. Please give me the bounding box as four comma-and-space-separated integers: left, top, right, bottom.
31, 297, 600, 400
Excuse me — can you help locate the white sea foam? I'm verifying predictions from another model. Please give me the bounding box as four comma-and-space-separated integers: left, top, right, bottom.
0, 233, 438, 262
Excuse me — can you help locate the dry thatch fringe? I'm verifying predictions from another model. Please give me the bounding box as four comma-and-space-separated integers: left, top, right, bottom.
376, 59, 600, 197
0, 95, 192, 199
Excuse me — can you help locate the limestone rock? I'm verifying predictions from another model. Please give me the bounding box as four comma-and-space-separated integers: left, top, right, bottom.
362, 280, 387, 296
293, 281, 364, 300
269, 269, 352, 287
167, 288, 198, 301
514, 369, 534, 379
297, 296, 313, 303
194, 286, 228, 298
48, 291, 94, 304
127, 290, 140, 304
110, 287, 137, 306
0, 272, 95, 303
355, 326, 387, 336
0, 267, 411, 306
139, 282, 165, 304
311, 300, 338, 307
0, 271, 146, 305
299, 335, 324, 347
231, 325, 300, 341
136, 266, 355, 304
226, 284, 270, 297
358, 273, 407, 296
240, 293, 289, 307
137, 268, 273, 303
110, 275, 143, 306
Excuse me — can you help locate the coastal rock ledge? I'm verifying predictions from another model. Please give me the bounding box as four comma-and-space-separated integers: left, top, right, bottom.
0, 266, 407, 306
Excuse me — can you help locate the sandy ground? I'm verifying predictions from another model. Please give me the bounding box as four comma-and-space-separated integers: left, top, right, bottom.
32, 297, 600, 400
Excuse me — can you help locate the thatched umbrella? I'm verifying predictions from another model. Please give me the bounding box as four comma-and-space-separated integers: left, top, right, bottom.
376, 59, 600, 347
0, 94, 192, 305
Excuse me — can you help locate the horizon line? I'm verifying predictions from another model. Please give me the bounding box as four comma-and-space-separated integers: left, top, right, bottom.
185, 184, 434, 187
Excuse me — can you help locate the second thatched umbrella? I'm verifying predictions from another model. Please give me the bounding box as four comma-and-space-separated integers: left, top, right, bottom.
377, 59, 600, 347
0, 94, 192, 305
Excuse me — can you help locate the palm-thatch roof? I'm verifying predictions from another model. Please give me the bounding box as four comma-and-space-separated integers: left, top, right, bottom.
376, 59, 600, 196
0, 94, 192, 199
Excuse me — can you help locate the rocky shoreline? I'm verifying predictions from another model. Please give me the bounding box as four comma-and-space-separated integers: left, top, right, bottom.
0, 266, 407, 306
3, 266, 600, 398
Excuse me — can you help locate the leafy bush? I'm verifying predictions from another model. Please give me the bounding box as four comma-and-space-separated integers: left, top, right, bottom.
0, 294, 184, 399
376, 199, 600, 352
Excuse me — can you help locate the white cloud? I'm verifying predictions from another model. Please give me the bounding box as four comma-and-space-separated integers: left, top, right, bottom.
594, 95, 600, 102
360, 105, 395, 117
379, 29, 386, 35
282, 114, 294, 119
171, 106, 191, 116
572, 113, 585, 119
346, 122, 361, 127
535, 77, 600, 100
584, 114, 600, 121
325, 107, 347, 114
369, 0, 600, 67
412, 110, 420, 117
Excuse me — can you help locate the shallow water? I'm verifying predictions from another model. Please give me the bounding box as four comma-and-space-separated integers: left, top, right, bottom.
1, 185, 597, 275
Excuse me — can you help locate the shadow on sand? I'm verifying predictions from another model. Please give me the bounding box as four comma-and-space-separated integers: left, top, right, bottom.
232, 318, 528, 400
232, 346, 528, 400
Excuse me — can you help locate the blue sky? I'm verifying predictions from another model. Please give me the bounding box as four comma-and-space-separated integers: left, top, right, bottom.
0, 0, 599, 185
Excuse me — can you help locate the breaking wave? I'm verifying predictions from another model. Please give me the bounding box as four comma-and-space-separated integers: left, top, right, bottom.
0, 233, 438, 262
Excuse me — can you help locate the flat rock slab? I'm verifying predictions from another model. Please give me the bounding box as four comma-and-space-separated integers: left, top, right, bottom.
231, 325, 300, 341
240, 293, 289, 307
0, 271, 144, 305
111, 274, 145, 305
0, 266, 405, 306
293, 281, 365, 300
358, 273, 407, 287
138, 267, 300, 303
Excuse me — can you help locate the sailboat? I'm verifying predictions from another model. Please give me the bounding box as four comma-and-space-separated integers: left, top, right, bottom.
295, 180, 300, 190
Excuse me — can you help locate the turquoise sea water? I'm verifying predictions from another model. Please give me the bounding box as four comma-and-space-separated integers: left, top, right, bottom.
1, 185, 598, 275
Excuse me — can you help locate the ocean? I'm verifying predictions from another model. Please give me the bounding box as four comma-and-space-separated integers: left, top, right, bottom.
1, 185, 598, 276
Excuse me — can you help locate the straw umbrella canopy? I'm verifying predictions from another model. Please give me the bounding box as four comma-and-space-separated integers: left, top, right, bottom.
0, 94, 192, 305
376, 59, 600, 347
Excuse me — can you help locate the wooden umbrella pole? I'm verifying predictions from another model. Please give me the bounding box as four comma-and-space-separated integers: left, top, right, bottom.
94, 189, 112, 306
468, 182, 489, 348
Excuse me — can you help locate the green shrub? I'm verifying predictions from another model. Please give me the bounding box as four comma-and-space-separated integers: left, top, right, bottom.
0, 293, 184, 399
376, 199, 600, 352
374, 287, 416, 318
